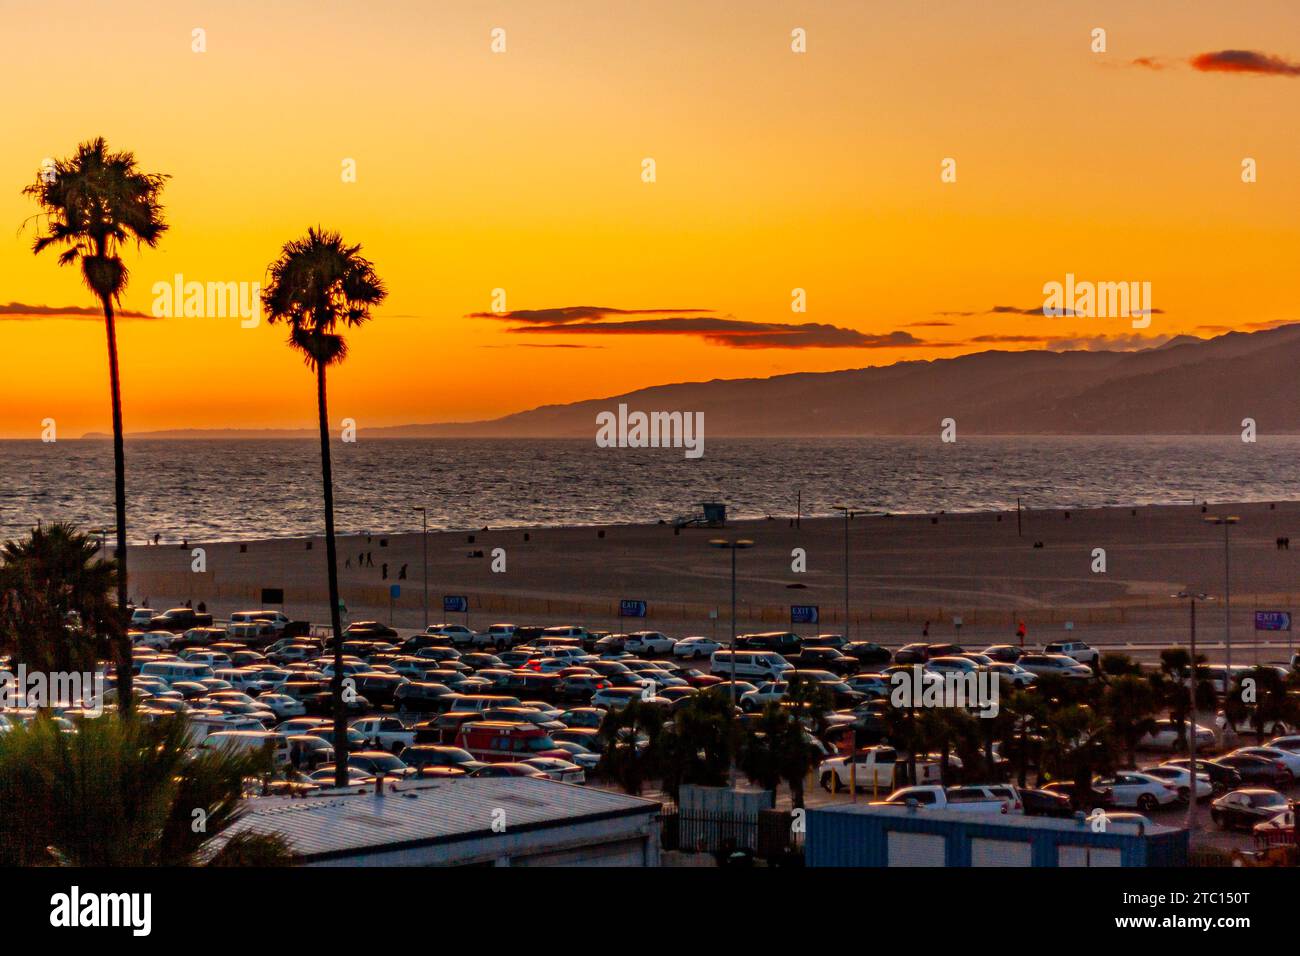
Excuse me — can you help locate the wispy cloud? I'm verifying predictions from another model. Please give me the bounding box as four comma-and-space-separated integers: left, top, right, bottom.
937, 304, 1164, 319
1130, 49, 1300, 77
0, 301, 154, 320
1191, 49, 1300, 76
473, 304, 929, 350
467, 305, 712, 324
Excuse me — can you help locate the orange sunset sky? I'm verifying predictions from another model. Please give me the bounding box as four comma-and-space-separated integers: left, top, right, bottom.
2, 0, 1299, 438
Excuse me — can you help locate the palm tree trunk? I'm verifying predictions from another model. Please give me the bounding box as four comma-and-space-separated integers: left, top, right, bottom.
315, 362, 347, 788
101, 292, 132, 716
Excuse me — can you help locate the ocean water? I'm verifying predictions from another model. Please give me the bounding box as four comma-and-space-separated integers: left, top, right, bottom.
0, 436, 1292, 544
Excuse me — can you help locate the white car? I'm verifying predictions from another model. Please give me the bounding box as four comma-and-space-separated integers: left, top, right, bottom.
521, 757, 586, 784
1147, 764, 1213, 801
230, 610, 290, 632
351, 716, 416, 753
1043, 640, 1099, 665
129, 608, 156, 628
988, 662, 1036, 688
257, 694, 307, 720
134, 630, 175, 650
624, 632, 676, 656
426, 624, 477, 647
1138, 719, 1217, 751
1094, 771, 1181, 810
1018, 654, 1093, 679
1267, 735, 1300, 754
672, 636, 722, 659
740, 681, 788, 712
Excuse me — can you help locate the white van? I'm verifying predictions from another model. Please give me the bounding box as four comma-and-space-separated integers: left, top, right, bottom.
139, 660, 216, 686
542, 625, 587, 641
202, 729, 289, 765
709, 650, 793, 682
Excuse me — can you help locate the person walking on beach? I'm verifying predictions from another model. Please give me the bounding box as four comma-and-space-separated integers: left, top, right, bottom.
398, 563, 407, 580
366, 552, 374, 568
1016, 620, 1027, 646
382, 562, 389, 580
922, 620, 929, 637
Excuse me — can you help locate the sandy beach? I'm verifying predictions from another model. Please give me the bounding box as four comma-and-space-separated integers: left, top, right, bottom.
129, 499, 1300, 657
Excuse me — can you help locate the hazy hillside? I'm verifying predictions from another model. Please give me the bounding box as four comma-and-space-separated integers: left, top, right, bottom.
92, 325, 1300, 438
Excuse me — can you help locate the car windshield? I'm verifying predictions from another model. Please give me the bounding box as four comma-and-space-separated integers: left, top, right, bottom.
527, 736, 557, 751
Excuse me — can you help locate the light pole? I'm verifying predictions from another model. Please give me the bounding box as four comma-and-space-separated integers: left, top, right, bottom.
1174, 590, 1214, 832
1204, 516, 1239, 671
414, 507, 428, 630
711, 537, 754, 790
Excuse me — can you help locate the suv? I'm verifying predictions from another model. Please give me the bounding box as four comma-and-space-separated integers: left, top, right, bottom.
474, 624, 521, 650
736, 632, 802, 655
1044, 640, 1098, 666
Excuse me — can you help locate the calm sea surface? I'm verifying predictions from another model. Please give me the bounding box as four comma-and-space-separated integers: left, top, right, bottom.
0, 437, 1293, 543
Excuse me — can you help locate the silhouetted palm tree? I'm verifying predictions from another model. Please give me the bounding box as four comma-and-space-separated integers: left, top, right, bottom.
1103, 674, 1160, 768
0, 522, 120, 677
739, 703, 822, 807
262, 228, 386, 787
0, 713, 291, 865
23, 138, 168, 713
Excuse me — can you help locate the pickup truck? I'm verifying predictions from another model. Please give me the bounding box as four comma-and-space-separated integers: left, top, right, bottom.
877, 784, 1012, 813
148, 608, 214, 632
349, 716, 415, 753
818, 746, 943, 794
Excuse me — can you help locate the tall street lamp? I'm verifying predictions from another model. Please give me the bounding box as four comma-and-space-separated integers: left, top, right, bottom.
711, 537, 754, 789
1203, 515, 1239, 669
1174, 589, 1214, 832
830, 506, 887, 644
414, 506, 428, 630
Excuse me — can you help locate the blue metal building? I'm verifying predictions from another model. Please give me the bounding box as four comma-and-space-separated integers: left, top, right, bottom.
806, 804, 1188, 867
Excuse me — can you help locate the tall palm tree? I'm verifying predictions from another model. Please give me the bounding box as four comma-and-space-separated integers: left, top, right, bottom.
1102, 674, 1159, 768
262, 228, 386, 787
23, 138, 168, 714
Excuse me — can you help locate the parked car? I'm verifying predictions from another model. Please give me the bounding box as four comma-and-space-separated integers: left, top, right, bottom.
1041, 781, 1114, 810
672, 636, 721, 659
1232, 746, 1300, 781
1138, 719, 1217, 751
148, 608, 214, 632
350, 716, 416, 753
876, 785, 1006, 813
624, 632, 676, 656
1019, 787, 1074, 817
520, 757, 586, 784
1093, 771, 1181, 811
1162, 757, 1242, 795
841, 642, 892, 666
1043, 640, 1098, 665
1018, 654, 1093, 680
787, 647, 857, 675
988, 662, 1036, 688
819, 746, 941, 793
982, 645, 1026, 663
1144, 765, 1213, 802
399, 744, 485, 775
846, 673, 889, 698
473, 624, 521, 650
1215, 752, 1294, 789
1211, 789, 1292, 831
892, 643, 930, 665
468, 763, 547, 779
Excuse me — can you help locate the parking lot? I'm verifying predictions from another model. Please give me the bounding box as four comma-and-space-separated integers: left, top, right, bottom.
92, 611, 1300, 863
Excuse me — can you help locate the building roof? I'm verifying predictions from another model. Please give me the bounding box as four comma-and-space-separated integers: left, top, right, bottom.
224, 778, 661, 861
